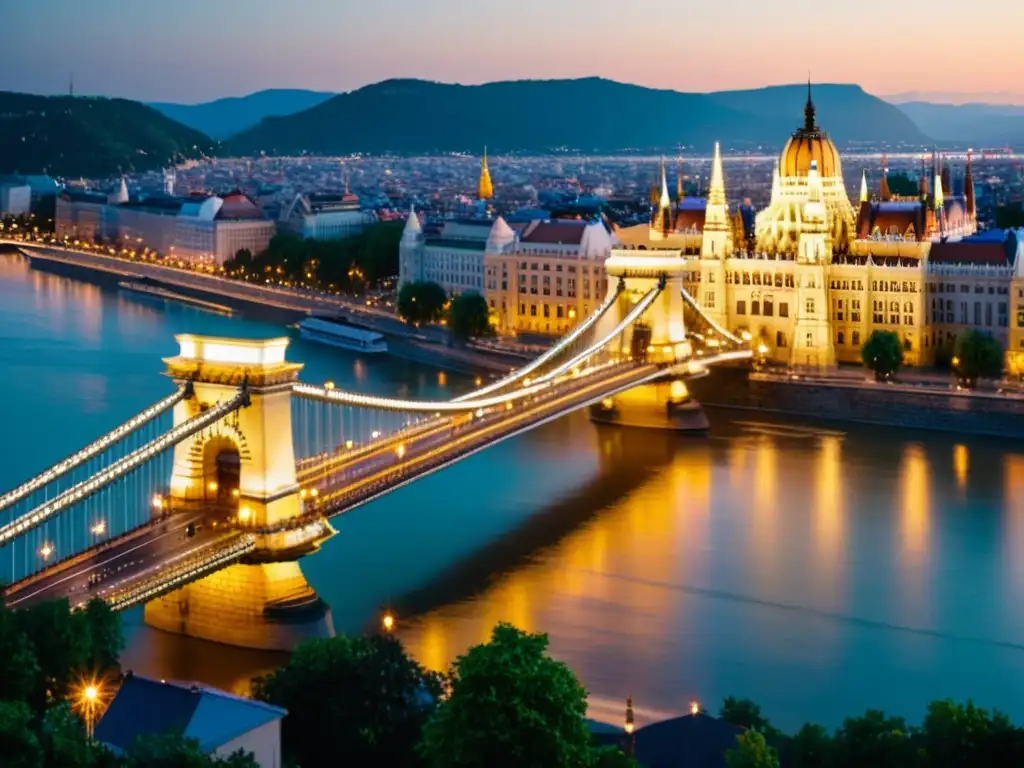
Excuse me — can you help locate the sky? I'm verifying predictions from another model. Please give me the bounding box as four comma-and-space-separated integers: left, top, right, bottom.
2, 0, 1022, 104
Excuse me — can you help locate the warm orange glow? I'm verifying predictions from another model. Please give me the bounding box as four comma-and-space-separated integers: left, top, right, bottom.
396, 443, 406, 459
382, 613, 395, 632
690, 700, 700, 715
207, 481, 218, 492
953, 444, 969, 491
239, 506, 252, 522
91, 521, 106, 536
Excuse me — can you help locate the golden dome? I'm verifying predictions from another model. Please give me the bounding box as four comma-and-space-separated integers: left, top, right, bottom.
778, 85, 842, 179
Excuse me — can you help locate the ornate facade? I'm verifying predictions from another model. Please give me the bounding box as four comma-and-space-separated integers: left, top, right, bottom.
609, 86, 999, 370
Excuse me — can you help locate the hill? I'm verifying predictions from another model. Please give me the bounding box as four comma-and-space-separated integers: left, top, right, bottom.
149, 89, 336, 139
0, 92, 216, 178
894, 101, 1024, 146
227, 77, 928, 156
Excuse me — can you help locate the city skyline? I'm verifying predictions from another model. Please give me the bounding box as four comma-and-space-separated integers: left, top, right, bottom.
2, 0, 1022, 104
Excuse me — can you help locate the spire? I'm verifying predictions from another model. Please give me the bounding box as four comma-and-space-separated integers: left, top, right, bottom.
804, 78, 817, 132
704, 142, 730, 234
879, 153, 891, 201
934, 166, 944, 211
478, 147, 494, 201
676, 155, 684, 202
402, 204, 422, 239
940, 154, 952, 198
659, 157, 671, 210
920, 156, 930, 199
771, 158, 781, 201
860, 169, 869, 203
964, 149, 976, 217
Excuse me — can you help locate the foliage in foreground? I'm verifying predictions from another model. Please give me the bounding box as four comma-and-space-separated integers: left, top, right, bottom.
861, 329, 903, 380
953, 329, 1003, 387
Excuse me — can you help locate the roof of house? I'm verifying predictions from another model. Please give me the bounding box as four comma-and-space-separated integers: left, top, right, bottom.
95, 675, 286, 755
928, 240, 1010, 266
520, 219, 588, 246
635, 712, 744, 768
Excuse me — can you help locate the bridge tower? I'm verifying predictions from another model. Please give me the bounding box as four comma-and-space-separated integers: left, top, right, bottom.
163, 335, 303, 528
147, 335, 334, 651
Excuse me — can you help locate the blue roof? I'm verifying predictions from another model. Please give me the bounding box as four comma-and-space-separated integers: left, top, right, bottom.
963, 229, 1008, 242
679, 197, 708, 210
95, 675, 286, 754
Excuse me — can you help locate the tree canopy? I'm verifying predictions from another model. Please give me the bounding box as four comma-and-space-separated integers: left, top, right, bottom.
447, 292, 493, 340
953, 330, 1003, 387
421, 623, 598, 768
253, 633, 442, 768
397, 281, 448, 326
725, 730, 780, 768
861, 330, 904, 380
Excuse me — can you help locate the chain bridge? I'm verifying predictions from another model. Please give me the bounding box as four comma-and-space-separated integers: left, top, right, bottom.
0, 271, 750, 650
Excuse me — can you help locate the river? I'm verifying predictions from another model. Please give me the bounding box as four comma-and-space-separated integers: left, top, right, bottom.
3, 252, 1024, 732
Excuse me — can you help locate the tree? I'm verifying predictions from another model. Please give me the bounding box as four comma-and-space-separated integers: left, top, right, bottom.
253, 633, 442, 768
14, 598, 89, 711
831, 709, 915, 768
719, 697, 781, 743
40, 703, 121, 768
448, 292, 493, 340
725, 730, 780, 768
0, 700, 43, 768
592, 746, 639, 767
421, 623, 595, 768
861, 330, 903, 380
0, 601, 40, 704
397, 281, 447, 326
783, 723, 833, 768
124, 734, 258, 768
80, 598, 123, 675
919, 699, 1024, 766
953, 330, 1003, 388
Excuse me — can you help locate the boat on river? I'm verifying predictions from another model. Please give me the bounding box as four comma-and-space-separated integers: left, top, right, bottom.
298, 314, 388, 353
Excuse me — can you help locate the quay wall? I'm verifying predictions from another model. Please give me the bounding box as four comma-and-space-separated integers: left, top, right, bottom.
687, 366, 1024, 438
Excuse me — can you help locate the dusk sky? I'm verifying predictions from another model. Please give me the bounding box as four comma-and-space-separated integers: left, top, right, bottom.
3, 0, 1021, 104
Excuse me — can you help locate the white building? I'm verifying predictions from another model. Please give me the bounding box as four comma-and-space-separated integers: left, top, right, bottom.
172, 192, 276, 266
0, 182, 31, 216
399, 212, 496, 295
279, 191, 374, 240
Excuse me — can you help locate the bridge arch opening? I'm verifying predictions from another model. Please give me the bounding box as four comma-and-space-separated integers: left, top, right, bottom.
200, 435, 241, 508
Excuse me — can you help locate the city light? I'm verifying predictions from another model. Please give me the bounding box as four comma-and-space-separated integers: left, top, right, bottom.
324, 380, 335, 390
371, 430, 381, 439
152, 494, 163, 509
395, 443, 406, 459
91, 521, 106, 536
40, 542, 53, 559
690, 701, 700, 715
208, 481, 218, 492
239, 506, 252, 522
72, 677, 107, 741
382, 612, 395, 632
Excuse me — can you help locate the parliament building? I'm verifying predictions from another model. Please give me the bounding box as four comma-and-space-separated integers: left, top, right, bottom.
615, 86, 1024, 371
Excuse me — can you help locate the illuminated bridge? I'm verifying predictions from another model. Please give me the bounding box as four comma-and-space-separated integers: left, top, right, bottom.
0, 272, 750, 650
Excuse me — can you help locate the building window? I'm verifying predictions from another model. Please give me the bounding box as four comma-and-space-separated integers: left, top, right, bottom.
805, 298, 815, 314
530, 304, 537, 317
737, 300, 746, 315
986, 303, 993, 327
805, 332, 813, 347
852, 330, 860, 346
974, 301, 982, 326
556, 305, 564, 318
779, 302, 789, 318
543, 304, 550, 318
751, 300, 760, 315
743, 273, 750, 285
776, 331, 786, 347
837, 331, 845, 345
520, 303, 526, 315
705, 292, 715, 309
763, 299, 774, 316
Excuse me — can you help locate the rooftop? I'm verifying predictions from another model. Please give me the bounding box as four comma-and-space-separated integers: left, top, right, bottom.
95, 674, 287, 755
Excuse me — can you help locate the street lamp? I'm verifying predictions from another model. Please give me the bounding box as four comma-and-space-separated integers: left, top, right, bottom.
40, 542, 54, 560
73, 678, 104, 741
382, 612, 395, 632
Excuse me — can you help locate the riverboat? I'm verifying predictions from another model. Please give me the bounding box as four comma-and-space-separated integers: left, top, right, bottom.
298, 315, 388, 353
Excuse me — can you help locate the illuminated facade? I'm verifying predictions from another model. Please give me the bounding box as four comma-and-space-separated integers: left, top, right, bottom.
484, 218, 614, 335
478, 148, 494, 201
609, 87, 993, 370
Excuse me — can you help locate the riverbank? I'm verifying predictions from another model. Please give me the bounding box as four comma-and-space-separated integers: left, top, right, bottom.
14, 244, 521, 376
688, 364, 1024, 438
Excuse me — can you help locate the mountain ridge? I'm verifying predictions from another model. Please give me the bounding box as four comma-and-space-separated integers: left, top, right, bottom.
226, 77, 927, 156
149, 89, 335, 139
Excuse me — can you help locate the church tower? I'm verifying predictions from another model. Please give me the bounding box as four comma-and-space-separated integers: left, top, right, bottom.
478, 148, 494, 201
791, 160, 835, 369
699, 142, 730, 328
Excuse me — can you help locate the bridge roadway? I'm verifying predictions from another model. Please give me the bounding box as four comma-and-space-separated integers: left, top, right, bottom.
6, 362, 669, 610
3, 510, 237, 610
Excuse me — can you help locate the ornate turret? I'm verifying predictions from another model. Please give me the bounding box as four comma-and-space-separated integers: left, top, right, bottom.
676, 156, 684, 202
920, 156, 930, 199
478, 147, 494, 201
401, 204, 422, 241
650, 158, 673, 238
879, 154, 891, 201
964, 150, 976, 218
940, 156, 952, 198
732, 207, 747, 249
770, 158, 781, 201
803, 79, 817, 132
778, 80, 842, 178
860, 169, 869, 203
705, 142, 728, 230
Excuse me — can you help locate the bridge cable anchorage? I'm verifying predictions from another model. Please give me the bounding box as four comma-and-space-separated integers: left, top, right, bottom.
451, 280, 626, 402
0, 390, 249, 546
0, 389, 186, 515
679, 286, 745, 346
539, 285, 663, 381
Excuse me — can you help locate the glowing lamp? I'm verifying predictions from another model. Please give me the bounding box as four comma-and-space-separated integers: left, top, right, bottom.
239, 506, 252, 523
382, 613, 395, 632
690, 701, 700, 716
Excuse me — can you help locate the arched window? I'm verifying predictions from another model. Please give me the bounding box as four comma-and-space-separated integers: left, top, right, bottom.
837, 331, 845, 345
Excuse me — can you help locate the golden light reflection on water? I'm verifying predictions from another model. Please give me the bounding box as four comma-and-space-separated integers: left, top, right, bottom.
400, 444, 712, 674
750, 436, 779, 588
813, 436, 844, 579
1003, 455, 1024, 591
953, 444, 969, 492
899, 444, 930, 562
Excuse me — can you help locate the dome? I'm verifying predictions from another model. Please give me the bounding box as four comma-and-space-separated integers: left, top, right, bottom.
778, 86, 842, 179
